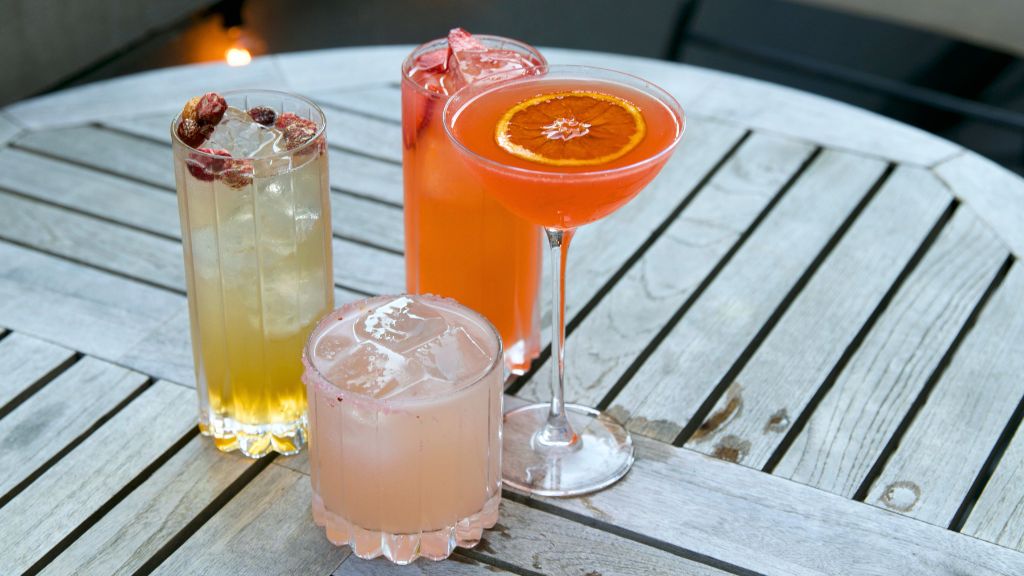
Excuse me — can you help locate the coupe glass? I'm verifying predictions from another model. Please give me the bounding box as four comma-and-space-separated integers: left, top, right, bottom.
443, 65, 685, 495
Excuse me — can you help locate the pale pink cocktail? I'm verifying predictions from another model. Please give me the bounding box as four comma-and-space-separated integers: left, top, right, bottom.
302, 295, 502, 564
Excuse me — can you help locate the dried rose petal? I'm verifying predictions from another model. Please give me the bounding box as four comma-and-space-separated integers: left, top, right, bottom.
248, 106, 277, 126
197, 92, 227, 126
186, 148, 231, 181
283, 122, 317, 150
220, 159, 254, 188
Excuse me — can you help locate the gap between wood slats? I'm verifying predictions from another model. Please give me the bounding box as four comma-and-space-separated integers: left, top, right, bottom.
130, 454, 278, 576
21, 427, 200, 576
592, 146, 824, 412
671, 162, 897, 447
505, 131, 754, 396
314, 98, 402, 127
0, 352, 82, 422
950, 344, 1024, 532
852, 256, 1015, 503
502, 491, 765, 576
762, 200, 960, 473
456, 549, 546, 576
0, 328, 10, 343
12, 129, 404, 246
0, 377, 156, 511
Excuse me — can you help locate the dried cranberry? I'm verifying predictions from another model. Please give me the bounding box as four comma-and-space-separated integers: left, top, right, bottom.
186, 148, 231, 182
220, 160, 254, 189
283, 122, 317, 150
274, 112, 305, 131
176, 118, 209, 148
181, 96, 202, 123
248, 106, 277, 126
196, 92, 227, 126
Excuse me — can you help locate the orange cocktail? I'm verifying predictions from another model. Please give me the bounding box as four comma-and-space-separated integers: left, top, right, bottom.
402, 29, 544, 374
445, 66, 684, 496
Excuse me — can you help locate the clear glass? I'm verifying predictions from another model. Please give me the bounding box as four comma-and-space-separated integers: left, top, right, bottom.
170, 89, 334, 458
303, 295, 503, 564
444, 66, 685, 496
401, 35, 545, 375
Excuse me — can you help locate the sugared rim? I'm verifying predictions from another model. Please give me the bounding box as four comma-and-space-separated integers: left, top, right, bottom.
400, 34, 548, 98
169, 88, 327, 159
442, 64, 686, 179
302, 294, 504, 407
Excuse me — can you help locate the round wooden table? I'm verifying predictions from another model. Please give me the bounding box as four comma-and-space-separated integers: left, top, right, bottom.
0, 45, 1023, 575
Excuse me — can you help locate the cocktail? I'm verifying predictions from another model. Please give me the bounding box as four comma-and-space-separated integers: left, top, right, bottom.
444, 66, 685, 495
403, 28, 544, 374
303, 295, 503, 564
171, 90, 333, 458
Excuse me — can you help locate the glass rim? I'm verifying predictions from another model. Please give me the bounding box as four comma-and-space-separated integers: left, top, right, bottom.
442, 64, 686, 180
302, 294, 505, 407
169, 88, 327, 159
400, 34, 548, 98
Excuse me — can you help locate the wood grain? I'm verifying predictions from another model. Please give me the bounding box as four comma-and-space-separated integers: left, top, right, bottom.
963, 408, 1024, 550
322, 105, 402, 163
865, 263, 1024, 526
541, 433, 1024, 576
0, 112, 21, 146
684, 166, 950, 467
0, 381, 196, 574
336, 555, 510, 575
0, 356, 148, 495
609, 150, 887, 442
151, 464, 350, 576
519, 132, 814, 406
775, 207, 1008, 496
0, 332, 75, 409
0, 190, 186, 291
40, 436, 254, 576
313, 86, 402, 123
935, 150, 1024, 258
333, 238, 404, 295
0, 147, 181, 239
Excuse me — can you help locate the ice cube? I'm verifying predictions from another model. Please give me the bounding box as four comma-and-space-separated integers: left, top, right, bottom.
206, 107, 283, 158
354, 296, 448, 352
413, 326, 490, 382
314, 330, 357, 362
442, 49, 539, 94
325, 340, 427, 399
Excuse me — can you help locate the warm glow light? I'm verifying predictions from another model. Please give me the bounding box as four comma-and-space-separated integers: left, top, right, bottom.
226, 47, 252, 67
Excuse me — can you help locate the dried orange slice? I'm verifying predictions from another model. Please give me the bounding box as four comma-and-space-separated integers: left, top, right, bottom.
496, 91, 646, 167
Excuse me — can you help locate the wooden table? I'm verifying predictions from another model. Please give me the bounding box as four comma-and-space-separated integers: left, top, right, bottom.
1, 45, 1023, 576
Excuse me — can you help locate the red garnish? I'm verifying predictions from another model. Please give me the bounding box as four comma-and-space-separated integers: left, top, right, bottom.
220, 160, 253, 189
197, 93, 227, 126
248, 106, 277, 126
176, 118, 211, 148
186, 148, 231, 182
447, 27, 485, 53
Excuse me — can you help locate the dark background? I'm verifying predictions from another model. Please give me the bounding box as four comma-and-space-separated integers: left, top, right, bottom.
17, 0, 1024, 175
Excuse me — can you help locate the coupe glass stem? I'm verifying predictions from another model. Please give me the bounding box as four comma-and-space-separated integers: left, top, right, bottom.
536, 227, 579, 449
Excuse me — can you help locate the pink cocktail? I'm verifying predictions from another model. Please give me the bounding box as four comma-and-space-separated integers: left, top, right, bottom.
302, 295, 502, 564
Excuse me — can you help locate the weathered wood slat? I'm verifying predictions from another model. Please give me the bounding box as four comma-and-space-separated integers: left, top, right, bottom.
40, 436, 253, 576
0, 381, 196, 574
775, 207, 1008, 496
150, 464, 349, 576
0, 112, 21, 146
280, 439, 729, 576
684, 166, 950, 467
0, 147, 181, 239
517, 132, 814, 406
313, 86, 402, 123
322, 106, 402, 163
0, 190, 186, 292
865, 262, 1024, 526
534, 429, 1024, 576
0, 242, 184, 376
0, 357, 148, 496
333, 238, 404, 295
935, 150, 1024, 258
963, 411, 1024, 550
608, 150, 888, 442
0, 332, 75, 409
328, 148, 403, 205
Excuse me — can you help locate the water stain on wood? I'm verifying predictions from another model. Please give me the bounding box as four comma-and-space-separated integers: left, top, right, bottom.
579, 496, 613, 522
879, 480, 921, 512
763, 408, 790, 434
585, 571, 603, 576
712, 434, 751, 463
691, 382, 743, 442
532, 552, 543, 570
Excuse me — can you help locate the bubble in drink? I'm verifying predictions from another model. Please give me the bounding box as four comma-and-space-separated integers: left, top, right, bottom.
303, 294, 503, 563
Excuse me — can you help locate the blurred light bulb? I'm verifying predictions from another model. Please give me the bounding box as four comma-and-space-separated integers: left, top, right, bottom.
226, 46, 252, 66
